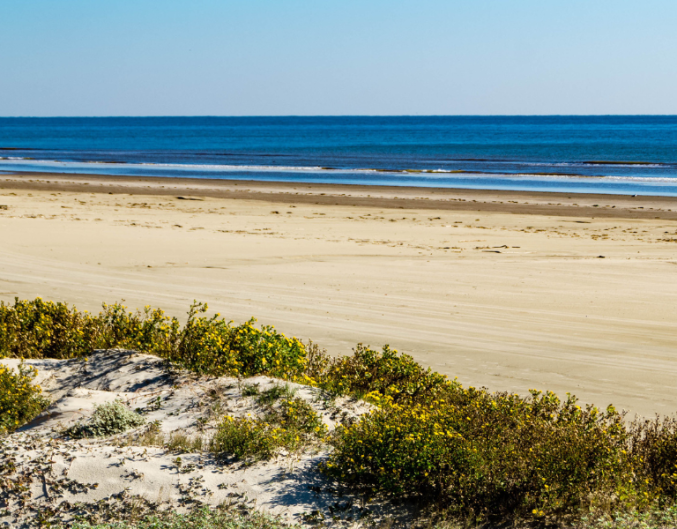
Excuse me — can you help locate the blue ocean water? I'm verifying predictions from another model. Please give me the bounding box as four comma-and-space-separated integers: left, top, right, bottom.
1, 116, 677, 195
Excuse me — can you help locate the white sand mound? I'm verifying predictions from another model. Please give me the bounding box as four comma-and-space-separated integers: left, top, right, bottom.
0, 350, 405, 528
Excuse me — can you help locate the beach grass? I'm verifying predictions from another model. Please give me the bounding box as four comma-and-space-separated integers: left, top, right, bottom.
210, 395, 327, 461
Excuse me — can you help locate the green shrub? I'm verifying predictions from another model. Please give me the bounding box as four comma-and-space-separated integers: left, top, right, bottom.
177, 313, 307, 379
577, 506, 677, 528
210, 416, 284, 460
0, 298, 91, 359
66, 400, 146, 439
0, 362, 50, 434
629, 416, 677, 502
0, 298, 308, 379
266, 397, 327, 437
324, 389, 631, 521
210, 397, 326, 461
304, 343, 452, 404
0, 298, 179, 360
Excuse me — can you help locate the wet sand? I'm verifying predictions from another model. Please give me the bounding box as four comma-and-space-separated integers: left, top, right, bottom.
2, 171, 677, 416
3, 170, 677, 220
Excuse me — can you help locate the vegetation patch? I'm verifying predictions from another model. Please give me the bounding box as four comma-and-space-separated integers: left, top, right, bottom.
69, 506, 299, 528
210, 395, 327, 461
210, 415, 286, 461
166, 431, 204, 453
0, 362, 50, 434
66, 399, 146, 439
7, 297, 677, 526
303, 343, 451, 404
266, 396, 328, 437
0, 298, 307, 379
241, 383, 261, 397
576, 506, 677, 528
323, 390, 631, 521
254, 383, 295, 405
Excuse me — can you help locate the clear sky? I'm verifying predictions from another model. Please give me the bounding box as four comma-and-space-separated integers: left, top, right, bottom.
2, 0, 676, 116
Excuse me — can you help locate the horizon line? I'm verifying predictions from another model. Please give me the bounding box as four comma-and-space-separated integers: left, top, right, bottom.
2, 114, 677, 119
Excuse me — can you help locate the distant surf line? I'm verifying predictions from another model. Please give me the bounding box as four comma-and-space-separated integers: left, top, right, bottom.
0, 156, 666, 180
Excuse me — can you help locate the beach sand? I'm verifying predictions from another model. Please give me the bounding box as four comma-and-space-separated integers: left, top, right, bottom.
2, 171, 677, 417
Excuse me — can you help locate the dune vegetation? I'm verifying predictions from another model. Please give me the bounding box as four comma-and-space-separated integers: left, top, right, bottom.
0, 359, 49, 435
68, 507, 302, 529
3, 297, 677, 527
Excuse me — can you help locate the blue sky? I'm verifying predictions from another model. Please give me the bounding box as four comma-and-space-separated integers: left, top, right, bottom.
1, 0, 676, 116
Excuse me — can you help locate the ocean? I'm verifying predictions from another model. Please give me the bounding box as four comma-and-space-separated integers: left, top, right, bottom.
1, 116, 677, 196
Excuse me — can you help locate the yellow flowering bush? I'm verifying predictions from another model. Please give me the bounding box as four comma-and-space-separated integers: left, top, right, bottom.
175, 304, 307, 378
324, 388, 633, 520
0, 298, 307, 379
305, 345, 677, 521
0, 362, 50, 434
0, 298, 180, 360
304, 343, 452, 404
0, 298, 97, 359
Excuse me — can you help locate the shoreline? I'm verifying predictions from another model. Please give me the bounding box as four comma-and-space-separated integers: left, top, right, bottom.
2, 170, 677, 220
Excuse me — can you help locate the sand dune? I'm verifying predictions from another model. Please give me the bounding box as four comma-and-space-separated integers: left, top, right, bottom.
0, 350, 382, 527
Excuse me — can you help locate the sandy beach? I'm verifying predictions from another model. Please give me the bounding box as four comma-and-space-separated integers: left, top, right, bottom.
2, 171, 677, 417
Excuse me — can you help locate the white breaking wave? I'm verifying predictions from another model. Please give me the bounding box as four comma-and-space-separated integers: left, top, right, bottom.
137, 162, 330, 172
1, 157, 676, 183
598, 175, 677, 183
0, 158, 373, 174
